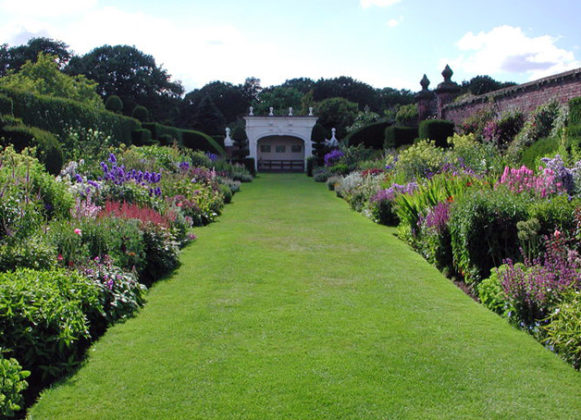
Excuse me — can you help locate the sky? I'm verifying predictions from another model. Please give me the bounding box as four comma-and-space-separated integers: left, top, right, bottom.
1, 0, 580, 94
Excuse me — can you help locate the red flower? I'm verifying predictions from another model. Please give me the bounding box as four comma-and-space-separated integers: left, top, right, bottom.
57, 254, 63, 261
447, 196, 454, 203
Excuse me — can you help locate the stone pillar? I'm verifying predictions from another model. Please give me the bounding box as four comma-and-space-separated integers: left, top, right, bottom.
415, 74, 436, 122
434, 65, 461, 119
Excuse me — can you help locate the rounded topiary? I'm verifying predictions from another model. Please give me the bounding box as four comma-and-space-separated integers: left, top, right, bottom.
132, 105, 150, 122
105, 95, 123, 113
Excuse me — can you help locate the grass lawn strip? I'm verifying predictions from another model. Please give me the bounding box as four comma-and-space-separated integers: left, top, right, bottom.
30, 173, 580, 419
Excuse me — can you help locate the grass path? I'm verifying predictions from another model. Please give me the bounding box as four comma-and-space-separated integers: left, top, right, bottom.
30, 174, 580, 419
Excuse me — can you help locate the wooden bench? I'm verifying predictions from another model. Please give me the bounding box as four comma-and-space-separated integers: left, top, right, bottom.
258, 159, 304, 172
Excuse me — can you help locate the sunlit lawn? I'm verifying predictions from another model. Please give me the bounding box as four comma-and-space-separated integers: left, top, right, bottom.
30, 173, 580, 419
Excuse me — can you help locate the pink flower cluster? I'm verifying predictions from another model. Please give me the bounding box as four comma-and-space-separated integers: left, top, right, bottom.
497, 165, 563, 198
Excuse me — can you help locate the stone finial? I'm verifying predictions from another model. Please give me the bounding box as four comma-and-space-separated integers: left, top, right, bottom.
420, 74, 430, 91
269, 107, 274, 116
442, 65, 453, 83
249, 106, 254, 116
309, 106, 314, 116
325, 127, 339, 147
289, 107, 293, 116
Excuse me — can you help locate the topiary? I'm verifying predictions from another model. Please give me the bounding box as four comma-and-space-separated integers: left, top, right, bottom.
105, 95, 123, 113
418, 119, 455, 147
132, 105, 150, 122
0, 93, 13, 116
384, 126, 418, 149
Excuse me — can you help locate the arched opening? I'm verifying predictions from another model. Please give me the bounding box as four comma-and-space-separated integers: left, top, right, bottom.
257, 135, 305, 172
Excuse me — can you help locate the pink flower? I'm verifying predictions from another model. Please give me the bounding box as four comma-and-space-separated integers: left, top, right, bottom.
74, 228, 82, 235
554, 229, 561, 238
57, 254, 63, 261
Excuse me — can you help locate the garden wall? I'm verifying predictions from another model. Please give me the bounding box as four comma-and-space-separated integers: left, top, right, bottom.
441, 68, 581, 125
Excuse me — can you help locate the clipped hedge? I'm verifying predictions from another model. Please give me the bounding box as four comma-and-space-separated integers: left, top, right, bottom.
418, 119, 455, 147
0, 124, 64, 174
384, 126, 418, 149
131, 128, 155, 146
346, 120, 392, 149
0, 87, 140, 145
0, 93, 13, 116
182, 129, 225, 155
142, 122, 182, 145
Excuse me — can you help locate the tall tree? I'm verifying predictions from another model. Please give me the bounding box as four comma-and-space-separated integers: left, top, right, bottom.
462, 75, 516, 96
0, 37, 71, 76
313, 76, 380, 112
315, 97, 359, 140
242, 77, 262, 103
191, 95, 226, 135
65, 45, 183, 124
253, 86, 303, 115
281, 77, 315, 93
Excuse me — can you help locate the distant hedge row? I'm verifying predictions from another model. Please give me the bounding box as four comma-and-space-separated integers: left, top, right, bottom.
346, 120, 393, 149
143, 122, 225, 155
0, 87, 140, 145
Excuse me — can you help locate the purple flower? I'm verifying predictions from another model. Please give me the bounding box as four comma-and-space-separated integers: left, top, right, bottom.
75, 173, 83, 183
324, 149, 344, 167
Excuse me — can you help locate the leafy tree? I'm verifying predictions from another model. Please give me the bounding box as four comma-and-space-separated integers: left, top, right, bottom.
462, 75, 516, 96
0, 53, 103, 107
347, 110, 381, 133
377, 87, 415, 111
192, 95, 225, 135
242, 77, 262, 103
254, 86, 303, 115
0, 37, 71, 76
132, 105, 149, 122
180, 81, 249, 127
395, 104, 418, 127
313, 76, 380, 111
281, 77, 315, 93
315, 97, 359, 140
65, 45, 184, 123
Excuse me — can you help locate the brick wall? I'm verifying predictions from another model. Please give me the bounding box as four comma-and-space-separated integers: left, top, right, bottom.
439, 68, 581, 125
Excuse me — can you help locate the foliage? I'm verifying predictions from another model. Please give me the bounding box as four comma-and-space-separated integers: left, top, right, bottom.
105, 95, 123, 113
482, 110, 524, 148
418, 119, 454, 147
254, 86, 303, 115
461, 75, 516, 96
141, 223, 180, 285
324, 149, 344, 167
311, 123, 328, 164
345, 120, 392, 149
496, 165, 563, 198
0, 53, 103, 108
447, 132, 501, 174
312, 76, 379, 111
543, 289, 581, 369
0, 353, 29, 418
394, 139, 446, 181
231, 124, 249, 160
395, 104, 418, 126
315, 97, 359, 140
568, 97, 581, 126
0, 93, 13, 115
78, 255, 146, 325
132, 105, 150, 122
0, 86, 141, 145
521, 136, 559, 169
384, 126, 417, 149
0, 235, 56, 272
65, 44, 184, 124
449, 188, 528, 284
0, 37, 71, 76
0, 268, 102, 381
477, 264, 512, 316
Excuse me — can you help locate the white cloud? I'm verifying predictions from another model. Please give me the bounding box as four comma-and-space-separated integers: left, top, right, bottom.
360, 0, 401, 9
386, 17, 402, 28
446, 25, 580, 81
0, 0, 97, 17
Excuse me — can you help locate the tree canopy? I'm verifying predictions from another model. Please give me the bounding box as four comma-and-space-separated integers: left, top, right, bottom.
0, 37, 71, 77
65, 45, 184, 123
0, 53, 103, 108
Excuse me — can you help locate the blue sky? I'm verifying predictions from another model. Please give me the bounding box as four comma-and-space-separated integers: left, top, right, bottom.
1, 0, 579, 93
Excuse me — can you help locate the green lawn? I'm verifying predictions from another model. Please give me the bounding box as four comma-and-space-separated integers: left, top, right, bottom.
30, 174, 580, 419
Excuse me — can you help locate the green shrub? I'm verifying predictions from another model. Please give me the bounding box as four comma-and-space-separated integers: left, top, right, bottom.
395, 103, 418, 126
0, 353, 29, 418
306, 156, 316, 177
346, 120, 392, 149
520, 137, 559, 169
449, 188, 528, 284
394, 139, 445, 182
139, 224, 179, 286
568, 97, 581, 125
329, 163, 349, 175
0, 268, 103, 381
313, 169, 330, 182
182, 129, 225, 155
190, 151, 213, 168
543, 290, 581, 369
220, 183, 233, 204
0, 94, 13, 116
527, 195, 580, 238
384, 126, 418, 149
131, 128, 154, 146
477, 264, 512, 315
418, 119, 455, 147
0, 124, 64, 174
105, 95, 123, 113
132, 105, 150, 122
142, 122, 182, 144
0, 235, 56, 272
495, 110, 525, 147
0, 87, 140, 145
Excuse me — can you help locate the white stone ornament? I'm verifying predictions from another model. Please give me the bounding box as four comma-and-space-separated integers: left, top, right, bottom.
224, 127, 234, 147
325, 128, 339, 147
269, 107, 274, 116
249, 106, 254, 116
289, 107, 293, 116
309, 107, 314, 116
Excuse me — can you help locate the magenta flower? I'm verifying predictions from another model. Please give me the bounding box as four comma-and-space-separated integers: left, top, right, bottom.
74, 228, 82, 235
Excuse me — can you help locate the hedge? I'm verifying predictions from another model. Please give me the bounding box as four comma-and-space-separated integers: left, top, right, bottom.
142, 122, 182, 145
346, 120, 392, 149
0, 124, 64, 174
0, 93, 13, 116
182, 129, 225, 155
0, 87, 140, 145
384, 126, 418, 149
131, 128, 155, 146
568, 97, 581, 126
418, 119, 455, 148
